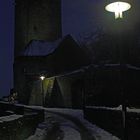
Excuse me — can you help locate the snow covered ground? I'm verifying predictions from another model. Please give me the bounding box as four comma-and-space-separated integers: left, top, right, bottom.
2, 101, 140, 140
4, 101, 140, 140
26, 107, 120, 140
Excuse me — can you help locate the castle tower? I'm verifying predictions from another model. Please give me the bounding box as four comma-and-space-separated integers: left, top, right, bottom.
15, 0, 62, 57
14, 0, 62, 104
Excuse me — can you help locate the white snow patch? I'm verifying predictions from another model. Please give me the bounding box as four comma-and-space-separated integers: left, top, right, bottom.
61, 126, 81, 140
86, 105, 140, 114
0, 114, 23, 123
26, 128, 47, 140
127, 107, 140, 113
22, 39, 61, 56
86, 105, 122, 111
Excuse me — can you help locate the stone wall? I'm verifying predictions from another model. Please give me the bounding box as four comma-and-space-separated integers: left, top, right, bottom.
0, 102, 44, 140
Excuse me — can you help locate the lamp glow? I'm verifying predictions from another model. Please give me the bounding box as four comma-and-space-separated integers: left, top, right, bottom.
105, 1, 131, 19
40, 76, 45, 81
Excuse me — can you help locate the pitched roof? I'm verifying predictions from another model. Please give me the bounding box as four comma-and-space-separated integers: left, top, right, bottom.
21, 39, 61, 56
21, 35, 77, 56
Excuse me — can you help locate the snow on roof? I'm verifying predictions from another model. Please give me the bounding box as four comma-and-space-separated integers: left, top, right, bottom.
21, 34, 78, 57
86, 105, 140, 114
0, 114, 23, 123
95, 64, 140, 71
22, 39, 61, 56
126, 64, 140, 70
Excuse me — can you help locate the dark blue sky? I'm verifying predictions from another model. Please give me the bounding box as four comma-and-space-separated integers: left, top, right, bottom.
62, 0, 107, 36
0, 0, 14, 97
0, 0, 138, 97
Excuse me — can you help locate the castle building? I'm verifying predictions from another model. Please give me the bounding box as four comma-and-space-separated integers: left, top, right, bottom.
14, 0, 91, 107
14, 0, 62, 104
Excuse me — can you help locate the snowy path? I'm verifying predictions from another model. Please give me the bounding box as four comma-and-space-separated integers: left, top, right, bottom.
44, 110, 94, 140
44, 108, 120, 140
27, 107, 120, 140
44, 111, 81, 140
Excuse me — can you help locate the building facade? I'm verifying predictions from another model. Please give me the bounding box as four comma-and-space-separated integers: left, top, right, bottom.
14, 0, 62, 104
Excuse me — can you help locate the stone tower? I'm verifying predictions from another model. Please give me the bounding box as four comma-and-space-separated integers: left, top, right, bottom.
15, 0, 62, 56
14, 0, 62, 104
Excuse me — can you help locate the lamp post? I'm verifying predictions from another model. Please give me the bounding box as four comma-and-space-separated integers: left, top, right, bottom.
105, 1, 131, 140
40, 75, 45, 106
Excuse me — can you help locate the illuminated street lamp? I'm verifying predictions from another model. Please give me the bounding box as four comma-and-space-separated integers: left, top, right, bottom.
105, 1, 131, 19
105, 1, 132, 140
40, 75, 45, 106
40, 75, 45, 81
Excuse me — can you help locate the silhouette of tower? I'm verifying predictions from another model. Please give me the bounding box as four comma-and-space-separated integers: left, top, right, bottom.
15, 0, 62, 57
14, 0, 62, 104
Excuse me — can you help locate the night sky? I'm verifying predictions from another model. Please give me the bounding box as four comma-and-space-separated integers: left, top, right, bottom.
0, 0, 14, 97
0, 0, 139, 97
